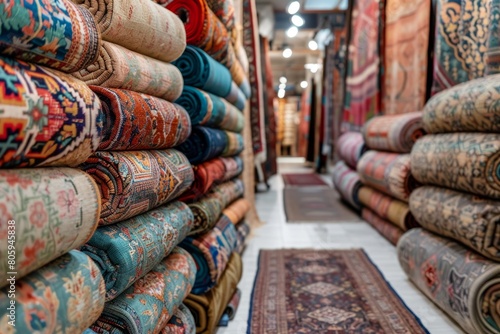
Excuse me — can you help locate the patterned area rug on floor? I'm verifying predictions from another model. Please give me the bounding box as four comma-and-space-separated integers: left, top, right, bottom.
283, 188, 361, 222
282, 173, 329, 187
248, 249, 429, 333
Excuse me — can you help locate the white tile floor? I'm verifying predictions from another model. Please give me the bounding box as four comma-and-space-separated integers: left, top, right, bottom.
218, 159, 464, 334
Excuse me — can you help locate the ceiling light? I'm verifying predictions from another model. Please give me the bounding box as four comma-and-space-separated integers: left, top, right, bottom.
310, 65, 319, 73
287, 1, 300, 15
282, 48, 292, 58
286, 26, 298, 38
308, 40, 318, 50
279, 83, 286, 89
278, 89, 286, 98
300, 81, 308, 88
279, 76, 287, 84
291, 15, 304, 27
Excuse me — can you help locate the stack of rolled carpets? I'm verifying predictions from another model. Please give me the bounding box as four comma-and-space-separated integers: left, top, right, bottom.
357, 113, 424, 244
162, 304, 197, 334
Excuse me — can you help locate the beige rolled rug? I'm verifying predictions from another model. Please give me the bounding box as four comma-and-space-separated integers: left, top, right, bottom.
73, 0, 186, 62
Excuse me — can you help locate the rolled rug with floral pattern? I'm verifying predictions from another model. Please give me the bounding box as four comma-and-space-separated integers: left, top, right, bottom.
184, 253, 242, 334
357, 151, 420, 202
179, 212, 238, 294
0, 250, 105, 333
411, 133, 500, 199
0, 0, 100, 72
362, 112, 425, 153
91, 247, 196, 334
335, 132, 366, 169
398, 228, 500, 334
0, 168, 100, 286
82, 201, 193, 301
206, 0, 235, 30
362, 208, 403, 246
74, 42, 183, 101
235, 220, 250, 254
175, 87, 244, 132
332, 161, 363, 209
188, 179, 245, 235
80, 149, 194, 225
92, 87, 191, 151
176, 127, 227, 164
220, 156, 244, 181
410, 186, 500, 261
179, 158, 226, 202
0, 56, 102, 168
161, 303, 196, 334
73, 0, 186, 62
358, 186, 419, 231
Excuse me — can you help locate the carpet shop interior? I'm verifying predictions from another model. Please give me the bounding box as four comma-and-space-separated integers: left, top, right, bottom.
1, 0, 499, 333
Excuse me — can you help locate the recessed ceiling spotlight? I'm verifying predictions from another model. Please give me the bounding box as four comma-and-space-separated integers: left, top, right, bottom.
300, 80, 308, 88
308, 40, 318, 50
287, 1, 300, 15
282, 47, 293, 58
291, 15, 304, 27
286, 26, 298, 38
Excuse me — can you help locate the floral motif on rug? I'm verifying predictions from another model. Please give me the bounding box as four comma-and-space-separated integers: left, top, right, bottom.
248, 249, 428, 333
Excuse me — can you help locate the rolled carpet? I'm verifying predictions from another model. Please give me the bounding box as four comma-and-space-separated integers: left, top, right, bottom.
362, 208, 404, 246
362, 111, 425, 153
235, 220, 251, 254
332, 160, 362, 209
0, 250, 105, 333
161, 303, 196, 334
206, 0, 235, 31
335, 132, 366, 169
73, 41, 183, 101
0, 56, 102, 168
411, 133, 500, 199
358, 186, 419, 231
398, 228, 500, 334
184, 253, 242, 334
0, 168, 100, 286
175, 86, 244, 132
423, 74, 500, 133
173, 45, 232, 98
189, 179, 245, 235
222, 131, 244, 157
80, 149, 194, 225
0, 0, 100, 72
91, 247, 196, 334
92, 87, 191, 151
220, 156, 244, 181
224, 288, 241, 320
73, 0, 186, 63
410, 186, 500, 261
179, 158, 227, 202
357, 151, 419, 202
179, 212, 238, 294
81, 201, 193, 301
226, 81, 246, 111
223, 199, 251, 224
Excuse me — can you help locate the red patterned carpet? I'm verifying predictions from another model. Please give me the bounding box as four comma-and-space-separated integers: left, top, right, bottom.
248, 249, 428, 333
282, 173, 329, 187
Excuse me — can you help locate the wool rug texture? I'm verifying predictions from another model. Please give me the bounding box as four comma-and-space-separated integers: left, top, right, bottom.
398, 228, 500, 334
180, 212, 238, 294
92, 87, 191, 151
80, 149, 194, 225
206, 0, 235, 31
0, 0, 100, 72
175, 86, 244, 132
73, 42, 183, 101
185, 253, 242, 334
383, 0, 431, 113
222, 198, 250, 224
284, 188, 361, 222
362, 112, 425, 153
281, 173, 329, 187
91, 247, 196, 334
358, 186, 419, 231
357, 151, 419, 202
342, 0, 382, 132
82, 201, 193, 301
161, 304, 196, 334
73, 0, 186, 63
188, 179, 244, 235
332, 161, 363, 210
0, 250, 105, 333
331, 24, 349, 144
410, 186, 500, 261
362, 208, 404, 246
221, 156, 244, 181
423, 74, 500, 133
432, 0, 500, 95
0, 57, 102, 168
235, 220, 250, 254
224, 288, 241, 320
226, 81, 247, 111
222, 131, 244, 157
248, 249, 427, 333
410, 133, 500, 199
335, 132, 366, 169
0, 168, 100, 285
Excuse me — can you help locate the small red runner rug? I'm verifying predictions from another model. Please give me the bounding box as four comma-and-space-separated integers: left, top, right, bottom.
248, 249, 428, 333
282, 173, 329, 187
